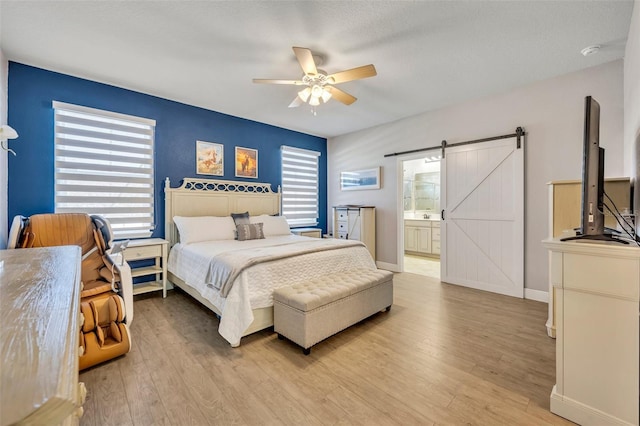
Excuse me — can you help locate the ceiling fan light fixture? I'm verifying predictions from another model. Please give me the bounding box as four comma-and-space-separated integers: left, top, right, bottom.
321, 89, 332, 103
253, 47, 375, 109
297, 87, 311, 102
311, 84, 323, 98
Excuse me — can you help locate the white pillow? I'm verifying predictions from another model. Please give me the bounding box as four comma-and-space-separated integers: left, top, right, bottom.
173, 216, 236, 244
250, 215, 291, 236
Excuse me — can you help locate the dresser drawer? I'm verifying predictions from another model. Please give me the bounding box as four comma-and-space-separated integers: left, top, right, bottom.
335, 210, 348, 221
337, 232, 348, 239
336, 221, 348, 233
124, 244, 161, 261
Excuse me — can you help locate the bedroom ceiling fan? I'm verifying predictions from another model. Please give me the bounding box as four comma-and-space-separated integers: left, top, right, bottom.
253, 47, 377, 112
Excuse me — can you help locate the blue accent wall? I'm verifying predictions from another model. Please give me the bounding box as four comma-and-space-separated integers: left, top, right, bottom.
7, 62, 327, 237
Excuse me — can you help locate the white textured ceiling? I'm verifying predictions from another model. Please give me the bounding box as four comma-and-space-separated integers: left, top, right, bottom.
0, 1, 634, 138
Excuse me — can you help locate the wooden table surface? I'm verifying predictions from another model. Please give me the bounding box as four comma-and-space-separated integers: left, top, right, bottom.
0, 246, 81, 425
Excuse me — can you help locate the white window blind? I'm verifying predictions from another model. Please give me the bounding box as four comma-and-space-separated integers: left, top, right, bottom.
281, 145, 321, 227
53, 101, 156, 239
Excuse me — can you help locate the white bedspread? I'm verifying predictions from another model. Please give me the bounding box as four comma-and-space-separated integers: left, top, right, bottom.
167, 235, 376, 346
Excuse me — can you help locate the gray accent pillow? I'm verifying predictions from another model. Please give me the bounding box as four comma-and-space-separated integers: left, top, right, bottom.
236, 223, 265, 241
231, 212, 250, 240
231, 211, 250, 225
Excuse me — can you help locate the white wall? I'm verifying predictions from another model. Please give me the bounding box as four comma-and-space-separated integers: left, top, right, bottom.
328, 60, 624, 292
0, 48, 8, 250
624, 1, 640, 233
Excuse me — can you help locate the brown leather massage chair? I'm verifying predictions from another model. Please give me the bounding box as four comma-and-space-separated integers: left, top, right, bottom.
10, 213, 133, 370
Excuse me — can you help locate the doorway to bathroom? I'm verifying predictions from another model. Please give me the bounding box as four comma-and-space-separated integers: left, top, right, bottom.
401, 155, 441, 279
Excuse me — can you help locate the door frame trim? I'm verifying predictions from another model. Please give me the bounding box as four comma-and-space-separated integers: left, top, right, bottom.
396, 151, 441, 273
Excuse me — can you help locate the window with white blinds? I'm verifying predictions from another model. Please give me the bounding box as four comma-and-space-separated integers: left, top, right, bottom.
53, 101, 156, 239
281, 145, 321, 227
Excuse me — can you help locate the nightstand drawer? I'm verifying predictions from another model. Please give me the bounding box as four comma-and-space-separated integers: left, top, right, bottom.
337, 232, 348, 239
291, 228, 322, 238
124, 244, 161, 261
336, 222, 348, 232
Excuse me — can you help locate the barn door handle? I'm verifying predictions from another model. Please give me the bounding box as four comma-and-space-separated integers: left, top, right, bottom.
441, 210, 445, 221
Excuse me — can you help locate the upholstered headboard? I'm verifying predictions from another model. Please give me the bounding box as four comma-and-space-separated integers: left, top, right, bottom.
164, 177, 281, 247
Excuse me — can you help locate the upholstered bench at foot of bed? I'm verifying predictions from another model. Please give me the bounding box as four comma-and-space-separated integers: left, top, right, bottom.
273, 268, 393, 355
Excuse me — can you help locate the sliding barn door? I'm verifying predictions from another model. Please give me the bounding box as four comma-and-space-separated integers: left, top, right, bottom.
441, 137, 524, 298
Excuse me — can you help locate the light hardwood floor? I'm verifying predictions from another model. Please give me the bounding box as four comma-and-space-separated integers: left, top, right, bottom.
79, 272, 572, 426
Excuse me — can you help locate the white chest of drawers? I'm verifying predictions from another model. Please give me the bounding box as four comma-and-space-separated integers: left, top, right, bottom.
333, 206, 376, 260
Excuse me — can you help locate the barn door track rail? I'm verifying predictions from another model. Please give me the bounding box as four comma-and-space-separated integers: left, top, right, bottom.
383, 127, 525, 159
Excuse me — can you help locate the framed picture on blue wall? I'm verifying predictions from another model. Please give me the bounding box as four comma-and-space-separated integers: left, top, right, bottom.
235, 147, 258, 179
196, 141, 224, 176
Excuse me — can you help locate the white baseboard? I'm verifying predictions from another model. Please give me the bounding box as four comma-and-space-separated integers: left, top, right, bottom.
382, 265, 549, 302
550, 385, 631, 425
524, 288, 548, 303
376, 261, 400, 272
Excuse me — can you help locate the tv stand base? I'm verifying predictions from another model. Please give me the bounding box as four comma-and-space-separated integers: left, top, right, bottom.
560, 233, 629, 244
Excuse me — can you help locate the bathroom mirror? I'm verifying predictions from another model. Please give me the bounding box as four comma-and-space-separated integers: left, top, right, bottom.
402, 158, 441, 214
414, 172, 440, 211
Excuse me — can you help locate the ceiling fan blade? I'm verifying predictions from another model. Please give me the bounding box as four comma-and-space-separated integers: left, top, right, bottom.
327, 64, 377, 84
253, 79, 304, 85
288, 96, 304, 108
292, 47, 318, 76
326, 86, 357, 105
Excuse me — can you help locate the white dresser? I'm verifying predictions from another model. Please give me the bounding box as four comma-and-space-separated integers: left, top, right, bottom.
333, 206, 376, 260
545, 178, 632, 338
543, 239, 639, 426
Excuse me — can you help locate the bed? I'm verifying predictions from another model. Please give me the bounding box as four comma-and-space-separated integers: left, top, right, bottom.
164, 178, 377, 346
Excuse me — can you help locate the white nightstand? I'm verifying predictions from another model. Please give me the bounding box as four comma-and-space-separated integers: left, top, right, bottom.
122, 238, 168, 298
290, 227, 322, 238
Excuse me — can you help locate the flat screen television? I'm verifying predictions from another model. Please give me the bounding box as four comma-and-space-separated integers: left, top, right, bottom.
562, 96, 626, 244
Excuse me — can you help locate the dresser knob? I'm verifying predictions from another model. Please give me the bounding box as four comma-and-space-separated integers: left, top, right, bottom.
78, 382, 87, 404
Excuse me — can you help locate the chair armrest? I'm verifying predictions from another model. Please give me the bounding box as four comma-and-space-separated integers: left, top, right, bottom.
105, 252, 134, 324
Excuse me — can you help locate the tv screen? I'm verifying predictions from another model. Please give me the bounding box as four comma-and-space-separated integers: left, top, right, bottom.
581, 96, 605, 236
561, 96, 628, 244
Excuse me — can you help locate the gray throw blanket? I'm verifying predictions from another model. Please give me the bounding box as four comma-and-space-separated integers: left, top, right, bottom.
206, 238, 366, 297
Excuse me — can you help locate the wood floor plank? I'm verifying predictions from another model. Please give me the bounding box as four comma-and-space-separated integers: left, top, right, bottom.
79, 358, 134, 426
133, 311, 212, 425
79, 272, 570, 425
242, 338, 353, 424
113, 330, 172, 425
190, 340, 281, 425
